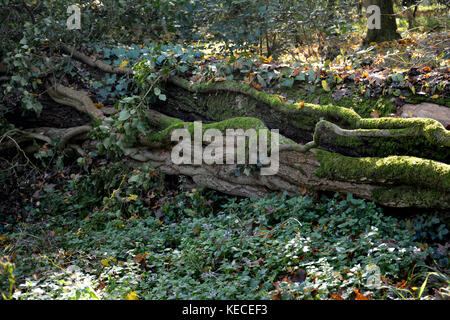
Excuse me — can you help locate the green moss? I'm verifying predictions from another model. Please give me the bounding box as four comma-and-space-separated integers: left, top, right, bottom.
158, 115, 183, 129
372, 187, 450, 208
315, 149, 450, 192
360, 117, 431, 129
165, 78, 450, 159
279, 86, 397, 118
147, 116, 293, 145
360, 117, 450, 147
298, 103, 362, 129
314, 120, 450, 162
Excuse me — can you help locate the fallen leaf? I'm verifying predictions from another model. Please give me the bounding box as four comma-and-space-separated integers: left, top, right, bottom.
291, 69, 300, 77
252, 82, 262, 90
330, 293, 344, 300
296, 101, 305, 109
126, 194, 138, 201
276, 94, 286, 102
125, 291, 139, 300
396, 280, 407, 289
263, 56, 273, 64
353, 289, 370, 300
101, 259, 111, 267
321, 80, 330, 92
269, 292, 281, 300
134, 254, 147, 265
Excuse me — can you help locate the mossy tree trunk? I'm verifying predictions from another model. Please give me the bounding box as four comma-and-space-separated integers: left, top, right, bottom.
153, 77, 450, 163
5, 48, 449, 210
364, 0, 401, 44
36, 79, 450, 208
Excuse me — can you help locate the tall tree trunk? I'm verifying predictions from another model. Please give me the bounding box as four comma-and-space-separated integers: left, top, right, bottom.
364, 0, 401, 44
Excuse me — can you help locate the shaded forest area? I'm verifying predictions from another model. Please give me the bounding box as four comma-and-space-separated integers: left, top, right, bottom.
0, 0, 449, 300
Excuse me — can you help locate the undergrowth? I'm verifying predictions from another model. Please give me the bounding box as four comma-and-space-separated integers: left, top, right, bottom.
0, 160, 448, 300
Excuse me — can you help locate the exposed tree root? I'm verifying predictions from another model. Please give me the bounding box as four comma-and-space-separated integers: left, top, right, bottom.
46, 82, 104, 120
0, 125, 92, 152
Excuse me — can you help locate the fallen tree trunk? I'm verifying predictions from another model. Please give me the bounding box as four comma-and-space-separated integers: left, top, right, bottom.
10, 79, 448, 209
6, 47, 449, 209
123, 108, 449, 209
155, 77, 450, 163
129, 144, 450, 209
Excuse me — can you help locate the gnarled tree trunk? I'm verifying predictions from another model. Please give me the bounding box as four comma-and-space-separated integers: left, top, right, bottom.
4, 48, 449, 210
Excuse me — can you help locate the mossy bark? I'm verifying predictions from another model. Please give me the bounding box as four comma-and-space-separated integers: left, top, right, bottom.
130, 109, 450, 209
23, 79, 450, 209
155, 77, 450, 164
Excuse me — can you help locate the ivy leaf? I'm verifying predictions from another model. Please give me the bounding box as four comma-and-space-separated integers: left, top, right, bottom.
128, 174, 140, 183
119, 59, 129, 68
295, 72, 306, 81
280, 78, 294, 88
308, 68, 316, 82
118, 109, 131, 121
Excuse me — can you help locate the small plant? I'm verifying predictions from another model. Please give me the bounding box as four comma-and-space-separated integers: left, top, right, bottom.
0, 259, 16, 300
403, 213, 449, 242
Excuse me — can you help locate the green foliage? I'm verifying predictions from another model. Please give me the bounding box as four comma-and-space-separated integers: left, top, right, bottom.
93, 96, 148, 157
403, 213, 449, 243
190, 0, 355, 57
0, 259, 15, 300
1, 0, 449, 302
93, 44, 204, 157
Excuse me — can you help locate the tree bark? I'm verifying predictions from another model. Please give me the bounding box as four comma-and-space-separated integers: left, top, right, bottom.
365, 0, 401, 44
